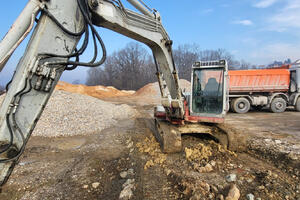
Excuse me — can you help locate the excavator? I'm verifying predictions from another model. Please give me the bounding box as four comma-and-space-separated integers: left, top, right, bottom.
0, 0, 233, 186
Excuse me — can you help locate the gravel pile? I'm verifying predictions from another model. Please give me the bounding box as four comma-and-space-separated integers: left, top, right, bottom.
0, 90, 137, 137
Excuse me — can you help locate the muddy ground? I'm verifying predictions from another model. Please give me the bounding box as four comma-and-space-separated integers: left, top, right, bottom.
0, 98, 300, 200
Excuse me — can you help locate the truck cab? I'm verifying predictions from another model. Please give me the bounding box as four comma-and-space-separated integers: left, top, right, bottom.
289, 62, 300, 111
290, 64, 300, 93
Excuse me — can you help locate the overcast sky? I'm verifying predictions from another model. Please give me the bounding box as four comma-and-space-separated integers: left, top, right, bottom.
0, 0, 299, 85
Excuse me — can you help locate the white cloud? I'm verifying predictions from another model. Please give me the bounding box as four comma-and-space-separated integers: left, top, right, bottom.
253, 0, 279, 8
268, 0, 300, 31
201, 9, 213, 14
233, 20, 253, 26
249, 42, 300, 64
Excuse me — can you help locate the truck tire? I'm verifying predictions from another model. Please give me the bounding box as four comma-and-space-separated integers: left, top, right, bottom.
295, 98, 300, 112
232, 97, 250, 114
270, 98, 286, 113
230, 99, 236, 112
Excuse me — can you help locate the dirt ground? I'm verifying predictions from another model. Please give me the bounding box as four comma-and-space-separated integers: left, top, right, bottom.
0, 97, 300, 200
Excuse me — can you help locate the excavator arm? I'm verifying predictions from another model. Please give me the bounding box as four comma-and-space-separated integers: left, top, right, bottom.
0, 0, 185, 186
89, 0, 185, 119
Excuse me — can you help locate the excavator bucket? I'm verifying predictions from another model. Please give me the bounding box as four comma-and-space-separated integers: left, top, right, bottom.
153, 118, 247, 153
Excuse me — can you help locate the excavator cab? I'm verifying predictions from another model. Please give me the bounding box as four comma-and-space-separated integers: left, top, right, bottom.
187, 60, 228, 123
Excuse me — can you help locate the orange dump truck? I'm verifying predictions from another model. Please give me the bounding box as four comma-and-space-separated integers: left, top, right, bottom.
228, 66, 300, 113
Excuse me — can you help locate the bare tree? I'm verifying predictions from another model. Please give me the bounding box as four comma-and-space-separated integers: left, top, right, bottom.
238, 60, 252, 69
173, 45, 239, 80
173, 44, 200, 81
86, 42, 156, 90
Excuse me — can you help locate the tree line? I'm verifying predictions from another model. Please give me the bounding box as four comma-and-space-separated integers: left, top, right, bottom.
85, 42, 286, 90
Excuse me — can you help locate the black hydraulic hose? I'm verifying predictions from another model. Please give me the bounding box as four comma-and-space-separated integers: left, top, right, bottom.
0, 114, 14, 156
42, 8, 85, 37
0, 77, 29, 155
0, 78, 33, 163
65, 49, 80, 71
41, 0, 107, 68
41, 23, 90, 59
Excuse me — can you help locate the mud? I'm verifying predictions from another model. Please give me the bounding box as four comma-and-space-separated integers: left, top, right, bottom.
0, 99, 299, 200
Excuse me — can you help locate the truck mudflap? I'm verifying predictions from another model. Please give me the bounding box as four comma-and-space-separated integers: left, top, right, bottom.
153, 118, 247, 153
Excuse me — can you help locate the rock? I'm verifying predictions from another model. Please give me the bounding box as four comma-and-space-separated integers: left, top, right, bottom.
288, 152, 298, 160
127, 168, 135, 176
211, 185, 218, 193
258, 185, 265, 190
264, 139, 272, 143
120, 171, 128, 179
226, 174, 237, 182
120, 179, 135, 200
210, 160, 216, 167
217, 194, 224, 200
92, 182, 100, 189
225, 184, 240, 200
272, 173, 278, 178
123, 179, 135, 188
246, 178, 253, 183
267, 170, 272, 176
246, 193, 255, 200
127, 142, 134, 149
82, 185, 89, 189
275, 140, 282, 144
199, 163, 213, 173
189, 191, 203, 200
119, 186, 133, 200
164, 169, 172, 176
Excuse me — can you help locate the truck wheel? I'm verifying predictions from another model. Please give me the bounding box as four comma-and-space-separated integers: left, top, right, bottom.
233, 97, 250, 114
270, 98, 286, 113
230, 99, 236, 112
295, 98, 300, 112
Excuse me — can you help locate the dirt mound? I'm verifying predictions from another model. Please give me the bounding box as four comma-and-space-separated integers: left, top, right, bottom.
134, 79, 191, 98
56, 81, 135, 99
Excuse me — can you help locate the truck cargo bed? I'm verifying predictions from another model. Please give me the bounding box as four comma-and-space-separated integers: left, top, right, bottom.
229, 69, 290, 93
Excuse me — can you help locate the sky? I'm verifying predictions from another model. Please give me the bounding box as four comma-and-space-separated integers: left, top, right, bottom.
0, 0, 299, 85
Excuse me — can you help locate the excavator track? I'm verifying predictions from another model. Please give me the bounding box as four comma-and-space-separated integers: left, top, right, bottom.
154, 118, 247, 153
